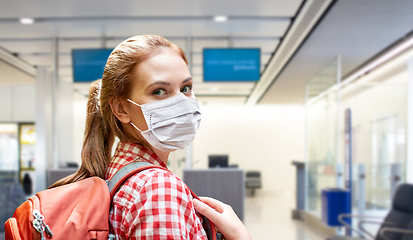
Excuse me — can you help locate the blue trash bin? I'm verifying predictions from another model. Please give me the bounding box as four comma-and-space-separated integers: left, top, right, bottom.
321, 188, 351, 227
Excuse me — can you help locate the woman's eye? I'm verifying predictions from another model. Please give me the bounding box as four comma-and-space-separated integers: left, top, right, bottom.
153, 89, 166, 96
181, 86, 192, 93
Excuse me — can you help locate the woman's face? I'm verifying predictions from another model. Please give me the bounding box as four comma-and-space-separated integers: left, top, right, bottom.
124, 47, 194, 138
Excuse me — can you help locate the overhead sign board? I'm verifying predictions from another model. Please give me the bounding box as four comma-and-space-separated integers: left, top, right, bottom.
203, 48, 260, 82
72, 49, 113, 82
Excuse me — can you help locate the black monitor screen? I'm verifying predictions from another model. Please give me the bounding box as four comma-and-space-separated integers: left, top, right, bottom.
208, 155, 229, 168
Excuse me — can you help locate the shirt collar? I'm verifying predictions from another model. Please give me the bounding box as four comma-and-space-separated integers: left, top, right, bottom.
114, 141, 167, 168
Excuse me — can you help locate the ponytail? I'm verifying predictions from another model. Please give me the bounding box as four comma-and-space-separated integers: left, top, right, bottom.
49, 80, 114, 188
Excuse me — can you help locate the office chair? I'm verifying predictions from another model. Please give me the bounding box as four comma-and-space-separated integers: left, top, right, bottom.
326, 183, 413, 240
245, 171, 262, 196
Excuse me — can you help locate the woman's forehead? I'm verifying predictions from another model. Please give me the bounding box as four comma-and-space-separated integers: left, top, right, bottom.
131, 49, 190, 86
138, 49, 187, 70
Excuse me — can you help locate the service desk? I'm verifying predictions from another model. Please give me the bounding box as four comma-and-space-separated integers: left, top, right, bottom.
183, 168, 245, 221
47, 168, 78, 187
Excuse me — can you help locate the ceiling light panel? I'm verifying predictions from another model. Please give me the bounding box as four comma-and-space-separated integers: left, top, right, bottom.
20, 18, 34, 24
214, 16, 228, 22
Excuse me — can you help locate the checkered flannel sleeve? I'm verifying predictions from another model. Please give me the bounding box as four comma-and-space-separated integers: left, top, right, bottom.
109, 169, 208, 240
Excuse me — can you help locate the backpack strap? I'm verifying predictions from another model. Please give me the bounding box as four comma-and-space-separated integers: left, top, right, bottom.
189, 189, 218, 240
106, 161, 217, 240
107, 161, 166, 199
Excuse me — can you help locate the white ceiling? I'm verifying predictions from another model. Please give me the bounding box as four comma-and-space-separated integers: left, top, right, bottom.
259, 0, 413, 105
0, 0, 301, 18
4, 1, 410, 106
0, 0, 304, 104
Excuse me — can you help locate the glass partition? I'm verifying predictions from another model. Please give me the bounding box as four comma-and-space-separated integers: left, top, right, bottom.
305, 56, 408, 220
305, 57, 340, 216
339, 82, 407, 210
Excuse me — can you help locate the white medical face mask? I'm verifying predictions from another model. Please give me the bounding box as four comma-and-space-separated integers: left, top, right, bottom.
127, 93, 201, 152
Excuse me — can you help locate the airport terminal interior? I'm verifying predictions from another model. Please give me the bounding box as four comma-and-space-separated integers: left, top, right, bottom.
1, 0, 413, 239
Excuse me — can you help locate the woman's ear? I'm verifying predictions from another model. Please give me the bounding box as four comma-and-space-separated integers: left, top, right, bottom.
109, 98, 131, 123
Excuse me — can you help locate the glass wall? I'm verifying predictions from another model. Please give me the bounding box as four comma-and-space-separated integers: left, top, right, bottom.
305, 58, 340, 216
305, 56, 409, 218
339, 81, 407, 210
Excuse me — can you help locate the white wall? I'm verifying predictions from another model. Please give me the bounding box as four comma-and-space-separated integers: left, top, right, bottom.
0, 81, 75, 164
57, 80, 74, 166
0, 85, 35, 122
73, 94, 87, 165
192, 104, 305, 194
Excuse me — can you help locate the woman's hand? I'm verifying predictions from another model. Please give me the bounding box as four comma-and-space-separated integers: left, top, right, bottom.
193, 197, 252, 240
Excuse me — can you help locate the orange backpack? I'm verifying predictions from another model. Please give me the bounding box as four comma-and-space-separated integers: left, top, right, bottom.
4, 162, 217, 240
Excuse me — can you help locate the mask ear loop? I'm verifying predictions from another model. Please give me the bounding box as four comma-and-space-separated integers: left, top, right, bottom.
127, 99, 145, 133
127, 99, 143, 107
129, 121, 144, 133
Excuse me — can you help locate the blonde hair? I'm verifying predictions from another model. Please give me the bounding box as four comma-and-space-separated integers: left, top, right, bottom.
50, 35, 187, 188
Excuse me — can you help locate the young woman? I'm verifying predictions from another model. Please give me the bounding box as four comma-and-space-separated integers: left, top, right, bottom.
51, 35, 251, 240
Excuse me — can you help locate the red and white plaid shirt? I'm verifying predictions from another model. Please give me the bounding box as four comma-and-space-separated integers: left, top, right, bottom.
105, 142, 208, 240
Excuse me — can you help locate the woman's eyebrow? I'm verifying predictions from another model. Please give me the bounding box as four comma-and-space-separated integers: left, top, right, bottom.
146, 77, 192, 89
183, 77, 193, 83
146, 81, 170, 89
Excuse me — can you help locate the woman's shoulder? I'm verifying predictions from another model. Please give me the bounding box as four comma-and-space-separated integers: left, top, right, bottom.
113, 167, 191, 205
128, 167, 181, 187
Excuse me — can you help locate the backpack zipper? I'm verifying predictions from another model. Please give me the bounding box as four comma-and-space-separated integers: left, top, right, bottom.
32, 209, 53, 239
